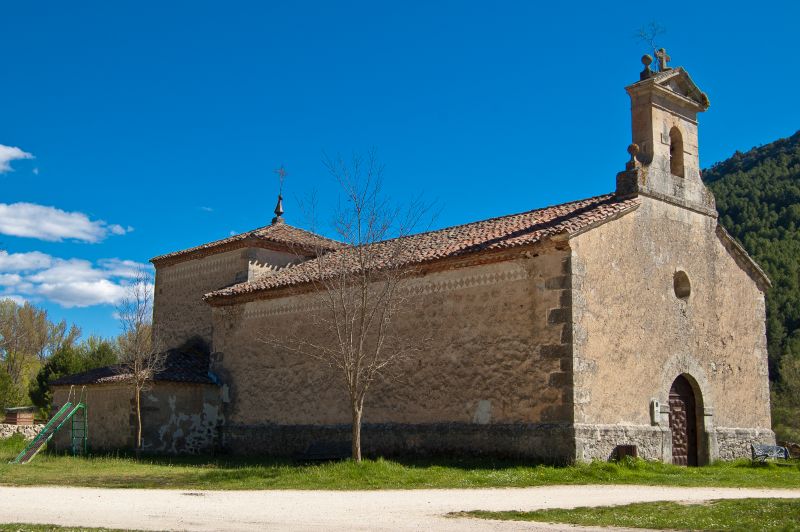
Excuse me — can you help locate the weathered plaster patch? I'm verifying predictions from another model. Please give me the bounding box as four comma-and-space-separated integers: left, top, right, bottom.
472, 400, 492, 424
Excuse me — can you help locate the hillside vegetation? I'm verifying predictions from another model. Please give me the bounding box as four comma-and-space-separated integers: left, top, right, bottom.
703, 130, 800, 441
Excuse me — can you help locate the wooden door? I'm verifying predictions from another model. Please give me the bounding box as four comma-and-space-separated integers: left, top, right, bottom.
669, 375, 698, 466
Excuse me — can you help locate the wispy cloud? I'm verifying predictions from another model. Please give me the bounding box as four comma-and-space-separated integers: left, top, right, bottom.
0, 295, 27, 305
0, 250, 152, 308
200, 206, 214, 213
0, 144, 34, 173
0, 202, 132, 243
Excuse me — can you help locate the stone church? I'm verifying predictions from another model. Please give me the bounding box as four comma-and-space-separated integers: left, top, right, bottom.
53, 55, 774, 464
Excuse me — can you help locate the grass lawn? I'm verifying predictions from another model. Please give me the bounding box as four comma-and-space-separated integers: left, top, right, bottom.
2, 435, 799, 490
454, 498, 800, 531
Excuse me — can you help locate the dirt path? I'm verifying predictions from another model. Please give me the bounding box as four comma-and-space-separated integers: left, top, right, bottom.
0, 485, 798, 531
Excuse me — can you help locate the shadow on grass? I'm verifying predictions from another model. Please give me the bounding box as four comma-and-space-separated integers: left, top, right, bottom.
2, 434, 799, 491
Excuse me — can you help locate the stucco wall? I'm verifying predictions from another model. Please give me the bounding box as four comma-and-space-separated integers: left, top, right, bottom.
153, 247, 301, 350
50, 382, 221, 454
51, 384, 132, 451
569, 197, 773, 461
211, 248, 575, 458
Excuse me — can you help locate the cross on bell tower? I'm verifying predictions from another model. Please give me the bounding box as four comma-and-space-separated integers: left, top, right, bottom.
616, 53, 716, 216
655, 48, 671, 72
272, 165, 287, 225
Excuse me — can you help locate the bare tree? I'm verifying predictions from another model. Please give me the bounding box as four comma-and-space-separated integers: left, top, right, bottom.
262, 152, 429, 462
117, 269, 165, 454
635, 21, 666, 56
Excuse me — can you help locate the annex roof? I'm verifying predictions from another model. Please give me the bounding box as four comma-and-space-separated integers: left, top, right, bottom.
205, 193, 640, 305
150, 222, 343, 267
51, 350, 217, 387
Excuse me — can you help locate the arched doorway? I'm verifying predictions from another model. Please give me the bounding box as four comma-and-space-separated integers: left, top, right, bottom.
669, 375, 698, 466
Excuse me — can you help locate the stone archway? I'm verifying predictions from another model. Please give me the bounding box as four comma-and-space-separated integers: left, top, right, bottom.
669, 375, 699, 466
660, 354, 717, 465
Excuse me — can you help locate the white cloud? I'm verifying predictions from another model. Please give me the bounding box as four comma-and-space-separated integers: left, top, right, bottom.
0, 273, 22, 286
36, 279, 128, 308
0, 250, 53, 271
0, 251, 152, 308
0, 202, 133, 243
97, 258, 150, 279
0, 145, 34, 173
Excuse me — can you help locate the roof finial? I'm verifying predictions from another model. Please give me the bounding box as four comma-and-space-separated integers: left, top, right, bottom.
626, 143, 640, 170
272, 165, 287, 224
640, 54, 654, 80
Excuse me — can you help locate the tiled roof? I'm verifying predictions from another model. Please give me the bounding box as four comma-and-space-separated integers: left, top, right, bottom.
150, 222, 343, 266
205, 193, 639, 303
51, 350, 217, 386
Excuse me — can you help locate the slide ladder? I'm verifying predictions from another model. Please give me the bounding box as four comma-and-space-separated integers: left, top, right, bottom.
10, 386, 88, 464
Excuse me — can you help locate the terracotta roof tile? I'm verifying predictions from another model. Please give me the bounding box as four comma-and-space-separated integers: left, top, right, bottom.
51, 350, 217, 386
150, 222, 343, 266
205, 193, 639, 303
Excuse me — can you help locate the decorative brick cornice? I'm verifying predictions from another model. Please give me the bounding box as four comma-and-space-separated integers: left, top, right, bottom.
240, 259, 532, 320
157, 252, 243, 284
152, 238, 315, 268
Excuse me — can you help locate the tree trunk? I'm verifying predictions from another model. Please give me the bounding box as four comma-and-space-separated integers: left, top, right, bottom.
351, 404, 362, 462
135, 385, 142, 457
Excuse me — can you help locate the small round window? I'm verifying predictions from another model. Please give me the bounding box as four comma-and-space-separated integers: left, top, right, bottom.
674, 271, 691, 300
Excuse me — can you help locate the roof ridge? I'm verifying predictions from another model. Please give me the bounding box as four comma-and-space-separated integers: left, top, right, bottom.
329, 193, 616, 249
150, 221, 342, 264
258, 222, 343, 245
205, 192, 639, 303
403, 193, 615, 241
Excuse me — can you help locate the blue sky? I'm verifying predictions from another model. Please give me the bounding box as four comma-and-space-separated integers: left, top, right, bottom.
1, 1, 798, 340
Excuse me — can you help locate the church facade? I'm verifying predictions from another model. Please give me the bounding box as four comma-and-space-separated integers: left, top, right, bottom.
53, 57, 774, 464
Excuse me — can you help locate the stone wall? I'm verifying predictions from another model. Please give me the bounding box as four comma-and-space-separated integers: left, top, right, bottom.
153, 247, 302, 351
211, 248, 575, 460
51, 382, 222, 454
715, 427, 776, 461
0, 423, 43, 440
574, 423, 671, 462
568, 196, 773, 463
224, 422, 574, 462
625, 71, 715, 216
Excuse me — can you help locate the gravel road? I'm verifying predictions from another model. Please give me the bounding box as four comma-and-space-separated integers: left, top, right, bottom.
1, 485, 798, 531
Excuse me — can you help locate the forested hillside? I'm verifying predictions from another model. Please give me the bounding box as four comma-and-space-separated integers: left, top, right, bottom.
703, 130, 800, 441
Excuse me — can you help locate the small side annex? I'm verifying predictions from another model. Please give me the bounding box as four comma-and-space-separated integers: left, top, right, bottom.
49, 349, 221, 454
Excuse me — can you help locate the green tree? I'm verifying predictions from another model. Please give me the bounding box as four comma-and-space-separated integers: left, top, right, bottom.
0, 365, 23, 411
0, 298, 82, 405
704, 130, 800, 441
29, 337, 117, 415
772, 354, 800, 442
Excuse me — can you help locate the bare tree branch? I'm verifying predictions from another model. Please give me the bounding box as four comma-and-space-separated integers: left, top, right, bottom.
635, 21, 666, 56
260, 151, 432, 461
117, 268, 164, 454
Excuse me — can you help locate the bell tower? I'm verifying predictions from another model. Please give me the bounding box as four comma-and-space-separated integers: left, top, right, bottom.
616, 51, 716, 215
